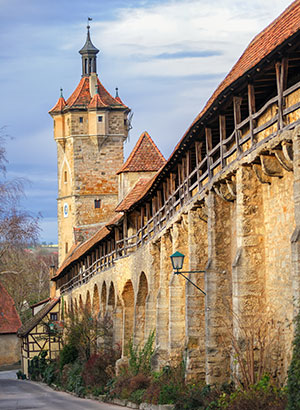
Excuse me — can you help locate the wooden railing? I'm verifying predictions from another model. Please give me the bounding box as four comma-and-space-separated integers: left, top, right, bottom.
60, 79, 300, 294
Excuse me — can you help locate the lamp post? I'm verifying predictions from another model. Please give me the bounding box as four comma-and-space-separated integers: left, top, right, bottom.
170, 251, 206, 295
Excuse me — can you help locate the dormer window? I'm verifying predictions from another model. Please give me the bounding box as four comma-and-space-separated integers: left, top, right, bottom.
79, 117, 83, 123
98, 116, 103, 122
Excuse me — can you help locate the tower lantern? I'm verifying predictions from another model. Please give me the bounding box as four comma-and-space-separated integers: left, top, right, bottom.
79, 23, 99, 76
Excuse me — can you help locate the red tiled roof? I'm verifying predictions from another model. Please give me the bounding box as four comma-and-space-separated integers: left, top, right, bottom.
0, 282, 22, 334
117, 131, 166, 174
49, 96, 66, 114
64, 77, 127, 110
170, 0, 300, 159
53, 213, 123, 279
115, 177, 155, 212
88, 92, 107, 109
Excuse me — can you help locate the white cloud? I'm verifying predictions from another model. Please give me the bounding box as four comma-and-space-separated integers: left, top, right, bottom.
91, 0, 291, 78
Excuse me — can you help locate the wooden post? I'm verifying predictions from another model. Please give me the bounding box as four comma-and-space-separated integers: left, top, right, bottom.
123, 214, 128, 255
141, 206, 145, 244
276, 58, 288, 130
219, 115, 226, 168
115, 227, 120, 256
233, 96, 242, 153
205, 128, 213, 179
186, 151, 191, 198
195, 141, 202, 191
146, 202, 151, 239
248, 83, 256, 144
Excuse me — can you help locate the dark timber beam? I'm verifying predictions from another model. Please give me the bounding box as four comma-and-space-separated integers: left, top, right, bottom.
276, 58, 288, 130
248, 83, 256, 144
233, 96, 242, 153
219, 115, 226, 168
205, 128, 213, 179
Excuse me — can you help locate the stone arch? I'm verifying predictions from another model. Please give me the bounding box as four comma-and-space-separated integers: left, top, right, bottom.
101, 282, 107, 316
114, 296, 123, 347
107, 282, 116, 316
86, 290, 91, 313
135, 272, 149, 346
122, 280, 135, 354
92, 284, 100, 316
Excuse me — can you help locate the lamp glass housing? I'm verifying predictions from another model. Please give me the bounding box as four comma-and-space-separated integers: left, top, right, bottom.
170, 251, 185, 270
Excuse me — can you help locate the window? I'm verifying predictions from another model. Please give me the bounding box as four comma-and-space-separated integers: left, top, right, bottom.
64, 171, 67, 183
94, 199, 101, 209
50, 313, 58, 321
65, 242, 68, 254
98, 116, 103, 122
79, 117, 83, 123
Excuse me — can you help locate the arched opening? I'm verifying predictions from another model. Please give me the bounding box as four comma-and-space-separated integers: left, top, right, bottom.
101, 282, 107, 317
79, 295, 84, 311
122, 280, 134, 354
74, 299, 78, 314
135, 272, 148, 346
114, 296, 123, 347
92, 284, 100, 317
86, 291, 91, 314
107, 282, 115, 317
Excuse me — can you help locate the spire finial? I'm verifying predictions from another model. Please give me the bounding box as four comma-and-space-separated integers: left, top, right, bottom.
60, 88, 64, 98
115, 87, 119, 98
87, 16, 92, 30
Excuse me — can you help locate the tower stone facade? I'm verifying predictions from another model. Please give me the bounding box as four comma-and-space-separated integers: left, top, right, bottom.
50, 25, 130, 264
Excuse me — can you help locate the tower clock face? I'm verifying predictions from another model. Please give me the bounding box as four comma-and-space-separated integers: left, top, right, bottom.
63, 203, 69, 218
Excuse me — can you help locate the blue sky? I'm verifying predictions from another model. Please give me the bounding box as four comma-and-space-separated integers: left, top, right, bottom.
0, 0, 292, 243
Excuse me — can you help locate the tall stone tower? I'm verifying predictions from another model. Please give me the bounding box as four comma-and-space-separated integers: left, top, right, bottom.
49, 24, 130, 265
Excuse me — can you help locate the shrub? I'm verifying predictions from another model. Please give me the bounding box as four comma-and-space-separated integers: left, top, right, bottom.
82, 345, 121, 389
59, 343, 78, 371
65, 361, 85, 397
28, 350, 48, 381
43, 359, 60, 386
128, 330, 155, 376
287, 308, 300, 409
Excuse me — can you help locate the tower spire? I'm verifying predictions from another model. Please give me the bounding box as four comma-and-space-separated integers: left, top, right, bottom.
79, 19, 99, 77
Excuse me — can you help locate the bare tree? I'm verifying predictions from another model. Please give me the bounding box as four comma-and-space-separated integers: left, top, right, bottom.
0, 130, 48, 321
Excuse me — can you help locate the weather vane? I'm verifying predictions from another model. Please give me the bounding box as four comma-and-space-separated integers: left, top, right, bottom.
87, 17, 92, 29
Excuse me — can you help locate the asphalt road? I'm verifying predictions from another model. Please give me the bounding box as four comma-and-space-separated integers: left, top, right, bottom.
0, 370, 125, 410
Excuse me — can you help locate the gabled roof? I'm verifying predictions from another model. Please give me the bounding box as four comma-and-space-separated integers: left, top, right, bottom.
18, 298, 60, 337
117, 131, 166, 174
115, 177, 154, 212
53, 213, 124, 280
64, 77, 127, 110
0, 282, 21, 334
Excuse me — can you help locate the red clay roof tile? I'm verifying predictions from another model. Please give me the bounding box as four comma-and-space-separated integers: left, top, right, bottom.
65, 77, 127, 110
117, 131, 166, 174
49, 96, 66, 114
53, 213, 123, 279
0, 282, 22, 334
115, 177, 155, 212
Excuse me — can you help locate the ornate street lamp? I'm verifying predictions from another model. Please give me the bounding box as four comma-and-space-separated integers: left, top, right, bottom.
170, 251, 206, 295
